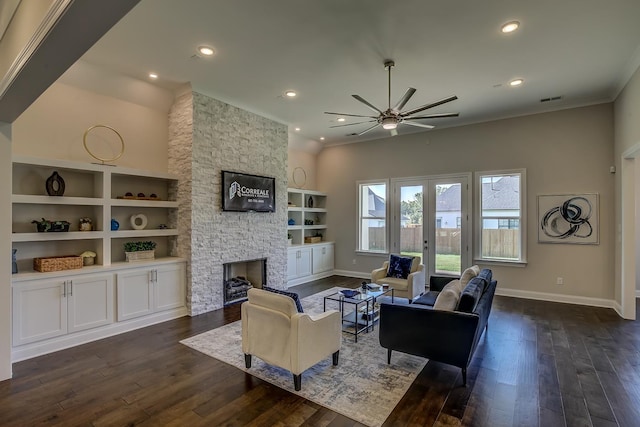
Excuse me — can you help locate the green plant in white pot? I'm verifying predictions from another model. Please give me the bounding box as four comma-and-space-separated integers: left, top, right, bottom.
124, 241, 157, 262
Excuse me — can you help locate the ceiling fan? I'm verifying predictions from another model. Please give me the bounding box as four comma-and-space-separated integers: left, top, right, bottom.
325, 60, 459, 136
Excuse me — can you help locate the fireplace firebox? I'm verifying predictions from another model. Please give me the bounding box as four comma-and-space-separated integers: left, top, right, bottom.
223, 258, 267, 305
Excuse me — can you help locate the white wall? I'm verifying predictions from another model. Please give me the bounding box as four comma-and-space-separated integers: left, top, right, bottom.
318, 104, 615, 301
614, 65, 640, 301
12, 79, 170, 172
0, 122, 12, 380
288, 148, 317, 190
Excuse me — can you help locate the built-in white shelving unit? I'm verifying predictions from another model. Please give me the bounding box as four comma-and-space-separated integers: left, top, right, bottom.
286, 188, 334, 286
10, 155, 187, 362
12, 155, 181, 273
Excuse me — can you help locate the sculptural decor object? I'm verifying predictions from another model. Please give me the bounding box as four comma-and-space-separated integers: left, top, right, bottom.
45, 171, 65, 196
12, 249, 17, 274
111, 219, 120, 230
32, 218, 70, 232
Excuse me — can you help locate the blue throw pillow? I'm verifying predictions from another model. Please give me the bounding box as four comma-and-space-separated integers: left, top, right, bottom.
262, 286, 304, 313
387, 254, 413, 279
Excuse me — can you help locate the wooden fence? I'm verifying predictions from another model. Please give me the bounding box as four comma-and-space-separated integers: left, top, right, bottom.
368, 227, 519, 258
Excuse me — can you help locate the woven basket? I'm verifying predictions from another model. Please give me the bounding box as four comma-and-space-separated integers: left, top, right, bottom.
34, 255, 83, 272
125, 250, 155, 262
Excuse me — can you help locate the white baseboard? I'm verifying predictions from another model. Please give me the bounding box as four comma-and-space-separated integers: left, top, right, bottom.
613, 300, 624, 318
287, 270, 335, 287
332, 269, 370, 279
495, 287, 615, 309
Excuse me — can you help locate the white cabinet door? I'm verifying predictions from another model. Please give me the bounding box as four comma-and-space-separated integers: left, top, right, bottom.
298, 247, 312, 277
287, 247, 312, 280
155, 263, 186, 312
12, 279, 67, 346
67, 273, 114, 333
117, 269, 154, 321
287, 248, 299, 280
312, 244, 335, 274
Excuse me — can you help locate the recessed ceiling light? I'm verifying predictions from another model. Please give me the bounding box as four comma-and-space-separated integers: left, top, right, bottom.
285, 90, 297, 98
509, 78, 524, 87
320, 137, 325, 141
337, 117, 346, 122
148, 73, 158, 79
501, 21, 520, 33
197, 45, 216, 56
295, 127, 301, 131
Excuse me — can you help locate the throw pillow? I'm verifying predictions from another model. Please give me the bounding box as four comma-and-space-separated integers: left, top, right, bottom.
460, 265, 480, 286
387, 254, 413, 279
433, 287, 460, 311
262, 286, 304, 313
443, 279, 463, 294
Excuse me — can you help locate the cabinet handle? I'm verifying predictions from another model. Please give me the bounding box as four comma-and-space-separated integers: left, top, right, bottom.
153, 269, 158, 283
62, 281, 67, 297
69, 280, 73, 297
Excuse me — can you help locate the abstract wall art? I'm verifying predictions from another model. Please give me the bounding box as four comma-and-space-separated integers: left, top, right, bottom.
537, 193, 599, 244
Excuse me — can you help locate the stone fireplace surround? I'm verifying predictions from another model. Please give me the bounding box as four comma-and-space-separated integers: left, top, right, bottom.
168, 90, 288, 316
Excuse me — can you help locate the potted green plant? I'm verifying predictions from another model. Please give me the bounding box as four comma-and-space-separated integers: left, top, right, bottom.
124, 241, 157, 262
287, 233, 293, 246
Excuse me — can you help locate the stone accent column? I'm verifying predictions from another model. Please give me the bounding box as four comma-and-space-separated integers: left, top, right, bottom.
169, 92, 288, 315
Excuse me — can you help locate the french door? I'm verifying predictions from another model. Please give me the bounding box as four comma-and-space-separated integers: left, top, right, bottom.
391, 175, 470, 279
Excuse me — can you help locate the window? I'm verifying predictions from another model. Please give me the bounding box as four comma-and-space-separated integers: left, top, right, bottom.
456, 216, 462, 228
358, 181, 388, 252
476, 170, 526, 263
436, 217, 442, 228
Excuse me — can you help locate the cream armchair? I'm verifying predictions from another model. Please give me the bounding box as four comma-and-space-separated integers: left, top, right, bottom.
371, 255, 426, 301
241, 288, 341, 391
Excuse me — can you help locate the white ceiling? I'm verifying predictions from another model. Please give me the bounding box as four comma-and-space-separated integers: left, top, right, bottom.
81, 0, 640, 147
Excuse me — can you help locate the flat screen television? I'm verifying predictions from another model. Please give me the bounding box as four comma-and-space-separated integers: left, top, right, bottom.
221, 170, 275, 212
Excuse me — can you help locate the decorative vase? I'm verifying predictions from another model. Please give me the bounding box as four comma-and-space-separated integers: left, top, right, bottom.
111, 219, 120, 230
45, 171, 65, 196
307, 196, 313, 208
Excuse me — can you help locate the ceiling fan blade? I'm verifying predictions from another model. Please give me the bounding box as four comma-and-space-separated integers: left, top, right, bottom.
324, 112, 378, 118
330, 120, 377, 128
404, 112, 459, 120
352, 95, 384, 115
392, 88, 416, 112
403, 121, 435, 129
390, 128, 398, 137
357, 123, 381, 136
401, 95, 458, 117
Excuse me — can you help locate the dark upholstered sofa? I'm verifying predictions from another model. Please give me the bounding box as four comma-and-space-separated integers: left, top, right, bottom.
378, 268, 496, 386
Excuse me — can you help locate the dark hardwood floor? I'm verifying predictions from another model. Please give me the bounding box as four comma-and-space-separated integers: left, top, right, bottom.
1, 275, 639, 426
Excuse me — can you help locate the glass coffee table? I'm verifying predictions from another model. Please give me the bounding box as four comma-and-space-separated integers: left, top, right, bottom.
323, 285, 394, 342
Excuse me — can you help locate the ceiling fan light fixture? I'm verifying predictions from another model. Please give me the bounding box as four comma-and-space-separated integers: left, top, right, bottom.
381, 117, 398, 130
197, 45, 216, 56
337, 117, 345, 122
501, 21, 520, 33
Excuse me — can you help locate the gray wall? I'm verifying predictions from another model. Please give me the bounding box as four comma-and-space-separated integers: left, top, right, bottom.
318, 104, 615, 301
169, 92, 288, 315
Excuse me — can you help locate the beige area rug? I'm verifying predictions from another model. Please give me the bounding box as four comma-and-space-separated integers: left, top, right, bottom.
180, 287, 427, 427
